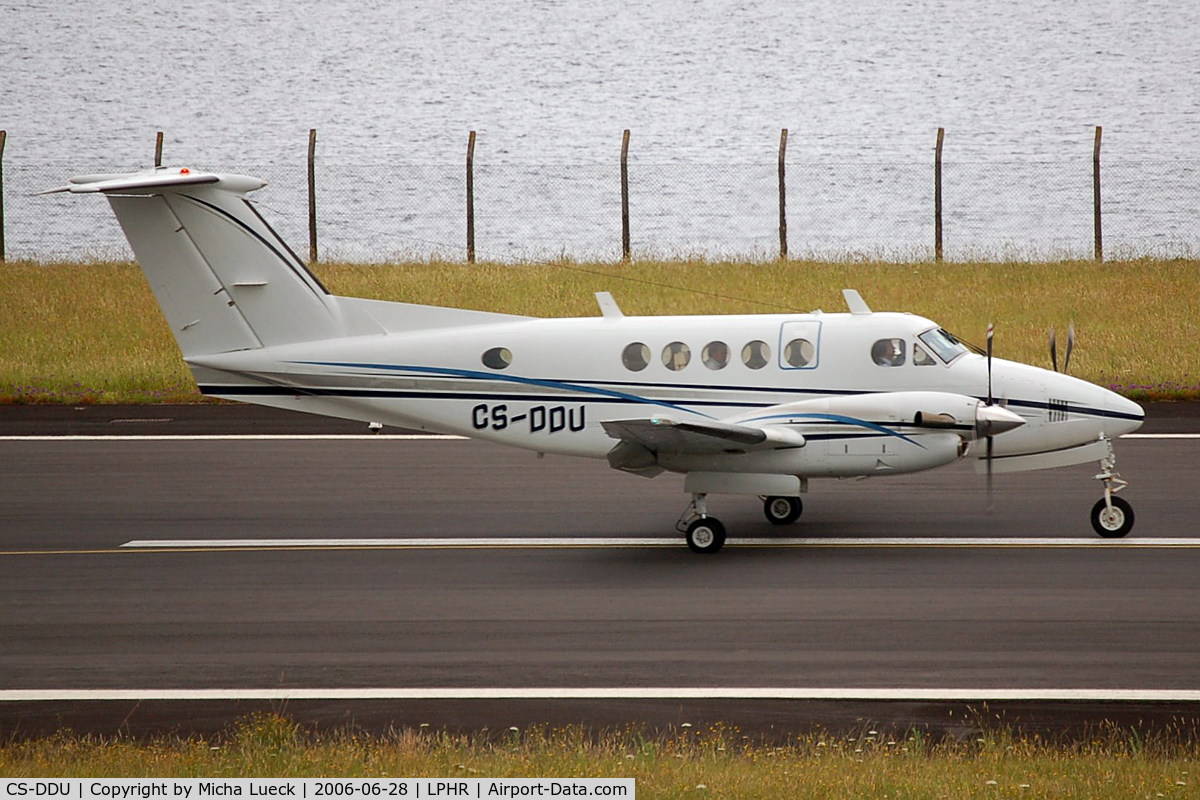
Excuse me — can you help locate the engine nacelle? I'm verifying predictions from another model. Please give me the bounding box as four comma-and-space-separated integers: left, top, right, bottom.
665, 391, 1024, 479
660, 431, 964, 478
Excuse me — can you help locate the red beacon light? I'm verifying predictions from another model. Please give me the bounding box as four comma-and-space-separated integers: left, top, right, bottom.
180, 168, 190, 174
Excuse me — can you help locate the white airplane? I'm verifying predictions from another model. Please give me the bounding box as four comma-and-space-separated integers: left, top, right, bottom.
47, 167, 1145, 553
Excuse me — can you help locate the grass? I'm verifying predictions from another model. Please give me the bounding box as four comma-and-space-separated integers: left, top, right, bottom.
1, 715, 1198, 798
3, 257, 1199, 403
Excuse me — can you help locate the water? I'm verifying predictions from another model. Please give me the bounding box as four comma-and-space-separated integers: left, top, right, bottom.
4, 0, 1199, 260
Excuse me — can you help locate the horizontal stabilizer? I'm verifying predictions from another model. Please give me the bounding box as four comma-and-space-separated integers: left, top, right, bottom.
40, 168, 265, 196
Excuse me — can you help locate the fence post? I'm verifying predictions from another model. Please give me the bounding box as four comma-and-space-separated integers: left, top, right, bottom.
307, 128, 318, 264
778, 128, 788, 260
1093, 125, 1103, 262
154, 131, 163, 167
934, 127, 944, 262
621, 129, 631, 261
466, 130, 476, 263
0, 130, 6, 262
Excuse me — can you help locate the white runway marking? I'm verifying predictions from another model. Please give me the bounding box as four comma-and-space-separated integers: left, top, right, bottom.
3, 688, 1200, 702
119, 537, 1200, 549
0, 433, 1193, 442
1121, 433, 1200, 439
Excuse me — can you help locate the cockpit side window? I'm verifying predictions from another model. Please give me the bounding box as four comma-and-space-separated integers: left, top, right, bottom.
918, 328, 970, 363
871, 338, 906, 366
913, 342, 937, 366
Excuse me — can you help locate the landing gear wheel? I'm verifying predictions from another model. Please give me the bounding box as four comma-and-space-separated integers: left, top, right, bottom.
763, 496, 803, 525
686, 518, 726, 554
1091, 496, 1134, 538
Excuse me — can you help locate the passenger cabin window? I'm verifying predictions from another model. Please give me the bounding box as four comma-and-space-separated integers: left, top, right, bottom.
913, 342, 937, 366
871, 338, 906, 366
482, 347, 512, 370
702, 341, 730, 370
622, 342, 651, 371
662, 341, 691, 371
783, 338, 815, 368
741, 340, 770, 369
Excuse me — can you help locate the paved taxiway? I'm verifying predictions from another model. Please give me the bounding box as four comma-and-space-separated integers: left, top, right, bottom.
2, 404, 1200, 737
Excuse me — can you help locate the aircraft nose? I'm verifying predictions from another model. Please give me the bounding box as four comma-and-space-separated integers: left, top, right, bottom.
1104, 391, 1145, 435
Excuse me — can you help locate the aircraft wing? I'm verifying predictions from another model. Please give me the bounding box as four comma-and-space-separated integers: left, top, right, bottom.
602, 417, 806, 475
603, 418, 763, 449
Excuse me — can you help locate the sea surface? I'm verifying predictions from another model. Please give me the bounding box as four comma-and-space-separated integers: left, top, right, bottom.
4, 0, 1199, 260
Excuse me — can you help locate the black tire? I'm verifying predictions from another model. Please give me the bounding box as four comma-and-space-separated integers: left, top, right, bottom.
1091, 496, 1134, 538
686, 518, 726, 554
763, 496, 803, 525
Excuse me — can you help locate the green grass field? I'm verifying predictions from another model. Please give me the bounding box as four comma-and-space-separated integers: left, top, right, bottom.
2, 715, 1198, 798
3, 258, 1197, 403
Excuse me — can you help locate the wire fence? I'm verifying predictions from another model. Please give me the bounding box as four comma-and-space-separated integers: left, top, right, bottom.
3, 138, 1198, 263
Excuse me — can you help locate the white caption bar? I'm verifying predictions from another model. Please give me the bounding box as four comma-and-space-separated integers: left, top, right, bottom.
0, 780, 634, 800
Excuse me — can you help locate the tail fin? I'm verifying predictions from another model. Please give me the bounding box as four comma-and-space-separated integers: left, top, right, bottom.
48, 168, 355, 357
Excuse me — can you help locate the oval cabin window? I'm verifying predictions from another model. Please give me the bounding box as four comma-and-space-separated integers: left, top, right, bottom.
871, 338, 906, 367
662, 342, 691, 371
481, 347, 512, 370
741, 340, 770, 369
622, 342, 651, 371
702, 341, 730, 370
783, 338, 815, 368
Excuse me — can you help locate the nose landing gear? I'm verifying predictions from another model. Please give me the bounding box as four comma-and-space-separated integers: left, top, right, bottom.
1091, 434, 1134, 538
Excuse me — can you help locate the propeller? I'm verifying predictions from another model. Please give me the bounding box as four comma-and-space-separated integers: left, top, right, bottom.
1064, 322, 1075, 374
985, 323, 995, 512
986, 324, 994, 404
1050, 322, 1075, 373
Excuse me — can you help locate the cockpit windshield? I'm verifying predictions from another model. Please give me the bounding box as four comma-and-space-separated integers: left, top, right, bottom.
917, 327, 976, 364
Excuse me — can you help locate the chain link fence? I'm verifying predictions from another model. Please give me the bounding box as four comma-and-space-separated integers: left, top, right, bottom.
4, 155, 1198, 263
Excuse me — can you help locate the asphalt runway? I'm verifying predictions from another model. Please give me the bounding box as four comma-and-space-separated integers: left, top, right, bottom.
2, 404, 1200, 738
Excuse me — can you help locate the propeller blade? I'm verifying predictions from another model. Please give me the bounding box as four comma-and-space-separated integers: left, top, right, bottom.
986, 435, 994, 514
1064, 322, 1075, 374
985, 322, 996, 514
1049, 327, 1058, 372
986, 323, 994, 405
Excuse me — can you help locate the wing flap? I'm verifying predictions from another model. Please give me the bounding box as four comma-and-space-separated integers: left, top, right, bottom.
601, 418, 806, 456
602, 418, 767, 453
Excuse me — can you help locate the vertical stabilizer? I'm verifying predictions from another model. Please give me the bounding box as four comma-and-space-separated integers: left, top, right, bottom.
50, 169, 348, 357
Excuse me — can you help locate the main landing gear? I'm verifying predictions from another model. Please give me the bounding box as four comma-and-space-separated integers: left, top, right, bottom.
1091, 434, 1134, 538
676, 493, 804, 554
677, 494, 726, 554
763, 495, 803, 525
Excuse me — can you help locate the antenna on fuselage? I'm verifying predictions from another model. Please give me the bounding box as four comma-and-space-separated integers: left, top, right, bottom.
842, 289, 872, 315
